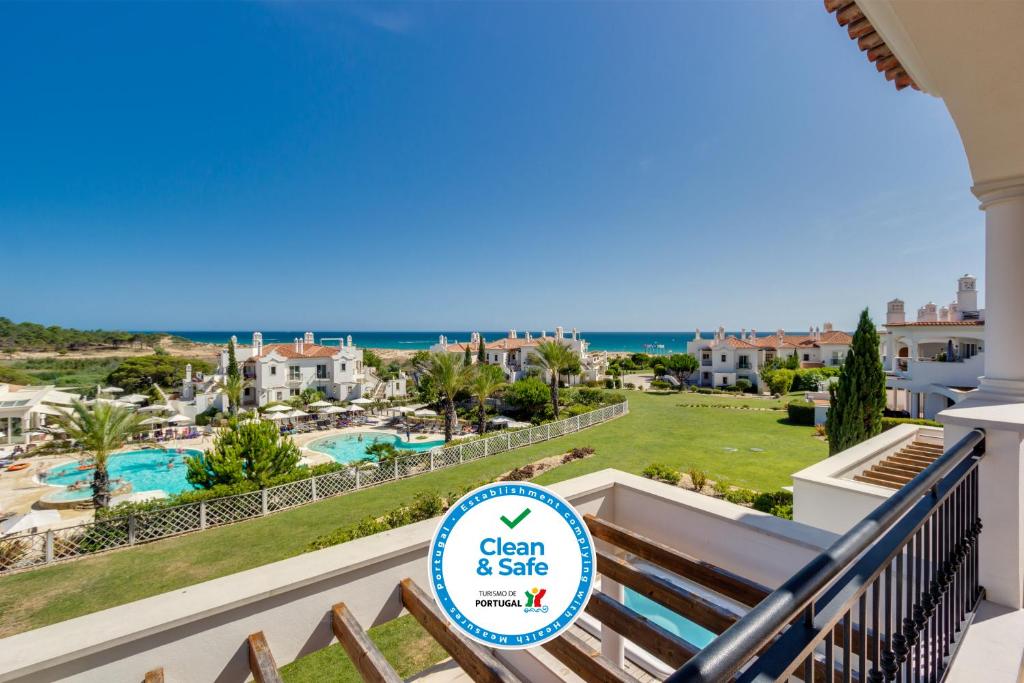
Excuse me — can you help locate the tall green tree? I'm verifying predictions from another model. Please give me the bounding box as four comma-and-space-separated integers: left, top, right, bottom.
469, 364, 507, 434
226, 337, 240, 382
417, 353, 474, 442
186, 418, 300, 489
828, 309, 886, 455
51, 401, 148, 508
464, 344, 473, 366
530, 341, 580, 418
477, 336, 486, 364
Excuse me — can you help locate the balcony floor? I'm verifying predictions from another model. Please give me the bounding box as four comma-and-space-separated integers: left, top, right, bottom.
946, 600, 1024, 682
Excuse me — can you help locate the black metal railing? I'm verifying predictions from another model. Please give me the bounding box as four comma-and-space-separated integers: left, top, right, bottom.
669, 429, 985, 683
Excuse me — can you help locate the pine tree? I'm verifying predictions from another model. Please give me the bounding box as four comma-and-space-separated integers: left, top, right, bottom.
227, 337, 240, 382
186, 418, 300, 488
828, 308, 886, 455
478, 336, 486, 364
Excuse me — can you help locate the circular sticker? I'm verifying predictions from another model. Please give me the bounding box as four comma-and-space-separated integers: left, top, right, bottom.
428, 481, 596, 649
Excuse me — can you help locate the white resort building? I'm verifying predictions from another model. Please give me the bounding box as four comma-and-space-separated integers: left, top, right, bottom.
0, 384, 80, 447
685, 325, 853, 390
430, 326, 609, 384
195, 331, 407, 408
882, 274, 985, 419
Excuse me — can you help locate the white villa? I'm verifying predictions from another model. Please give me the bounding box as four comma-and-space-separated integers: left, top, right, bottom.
198, 331, 407, 408
0, 384, 80, 447
882, 274, 985, 419
430, 326, 609, 384
685, 324, 853, 390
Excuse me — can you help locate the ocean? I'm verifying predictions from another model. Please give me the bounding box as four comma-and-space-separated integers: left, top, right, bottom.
162, 330, 791, 355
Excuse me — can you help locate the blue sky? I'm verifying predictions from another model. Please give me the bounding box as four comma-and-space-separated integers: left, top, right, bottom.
1, 1, 982, 332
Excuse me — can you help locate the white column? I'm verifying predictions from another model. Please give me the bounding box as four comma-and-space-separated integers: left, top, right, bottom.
940, 177, 1024, 609
910, 392, 920, 419
600, 577, 625, 667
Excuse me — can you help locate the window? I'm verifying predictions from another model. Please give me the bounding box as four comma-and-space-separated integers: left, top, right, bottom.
316, 364, 328, 379
290, 389, 299, 396
244, 388, 251, 397
721, 354, 727, 363
289, 366, 300, 380
276, 392, 283, 400
738, 355, 750, 369
270, 366, 277, 376
341, 362, 347, 372
803, 353, 810, 362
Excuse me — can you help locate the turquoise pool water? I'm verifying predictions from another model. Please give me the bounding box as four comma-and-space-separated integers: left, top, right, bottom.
308, 431, 445, 463
44, 448, 202, 498
625, 588, 716, 648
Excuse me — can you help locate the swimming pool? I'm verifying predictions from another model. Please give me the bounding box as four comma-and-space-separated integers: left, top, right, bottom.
307, 431, 445, 463
44, 448, 203, 499
625, 588, 716, 648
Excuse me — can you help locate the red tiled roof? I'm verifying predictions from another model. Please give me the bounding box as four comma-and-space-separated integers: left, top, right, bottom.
824, 0, 918, 92
256, 343, 340, 359
885, 321, 984, 327
721, 336, 758, 349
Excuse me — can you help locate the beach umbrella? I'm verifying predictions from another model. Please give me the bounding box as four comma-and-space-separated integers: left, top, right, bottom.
346, 405, 364, 413
321, 406, 345, 414
414, 408, 438, 417
264, 405, 290, 413
138, 404, 172, 413
140, 416, 166, 426
287, 409, 309, 418
99, 386, 124, 394
350, 397, 373, 405
118, 394, 148, 404
167, 414, 192, 424
489, 416, 515, 426
393, 406, 416, 415
307, 400, 331, 409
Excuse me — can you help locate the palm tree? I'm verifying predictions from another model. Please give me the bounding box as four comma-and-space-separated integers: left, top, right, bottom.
469, 364, 507, 434
531, 341, 580, 418
52, 401, 148, 508
216, 374, 248, 415
418, 352, 474, 442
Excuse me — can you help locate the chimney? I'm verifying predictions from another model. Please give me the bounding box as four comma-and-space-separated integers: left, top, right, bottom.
823, 322, 833, 333
751, 329, 757, 341
695, 328, 701, 340
556, 326, 564, 339
252, 332, 263, 357
185, 364, 192, 382
510, 329, 517, 339
304, 331, 315, 345
294, 337, 301, 354
741, 328, 746, 341
777, 329, 784, 344
346, 334, 353, 348
230, 334, 238, 346
572, 327, 578, 340
525, 331, 532, 342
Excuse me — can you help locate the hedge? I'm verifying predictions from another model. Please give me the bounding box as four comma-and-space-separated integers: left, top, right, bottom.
881, 417, 943, 431
786, 399, 817, 426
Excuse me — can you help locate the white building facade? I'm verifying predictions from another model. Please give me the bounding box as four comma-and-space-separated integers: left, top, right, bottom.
430, 326, 609, 384
882, 274, 985, 419
685, 324, 852, 390
211, 332, 406, 408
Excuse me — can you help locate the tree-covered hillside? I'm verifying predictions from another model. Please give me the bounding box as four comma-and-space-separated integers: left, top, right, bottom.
0, 317, 173, 352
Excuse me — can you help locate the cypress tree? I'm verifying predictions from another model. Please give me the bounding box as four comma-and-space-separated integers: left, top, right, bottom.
478, 336, 486, 364
227, 337, 240, 382
828, 308, 886, 455
464, 344, 473, 366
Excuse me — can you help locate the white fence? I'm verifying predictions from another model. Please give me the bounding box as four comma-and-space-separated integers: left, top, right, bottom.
0, 401, 628, 575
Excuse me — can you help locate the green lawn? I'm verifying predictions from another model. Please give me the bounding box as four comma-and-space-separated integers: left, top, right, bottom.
0, 392, 826, 641
280, 615, 448, 682
673, 391, 802, 410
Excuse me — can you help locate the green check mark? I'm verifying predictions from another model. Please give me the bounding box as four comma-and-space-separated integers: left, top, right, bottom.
500, 507, 531, 530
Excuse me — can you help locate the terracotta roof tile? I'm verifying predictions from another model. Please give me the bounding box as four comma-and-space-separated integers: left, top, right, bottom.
257, 343, 340, 359
885, 321, 984, 327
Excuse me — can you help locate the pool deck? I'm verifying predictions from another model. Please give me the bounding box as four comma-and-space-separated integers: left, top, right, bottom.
0, 435, 215, 528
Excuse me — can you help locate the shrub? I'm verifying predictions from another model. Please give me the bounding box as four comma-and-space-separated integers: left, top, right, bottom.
763, 369, 795, 396
722, 385, 742, 393
787, 399, 817, 426
814, 423, 828, 437
624, 382, 636, 390
504, 464, 536, 481
562, 446, 595, 464
881, 417, 943, 431
650, 379, 672, 390
753, 490, 794, 519
723, 488, 755, 505
604, 378, 616, 389
734, 378, 752, 393
687, 468, 708, 492
642, 463, 680, 485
